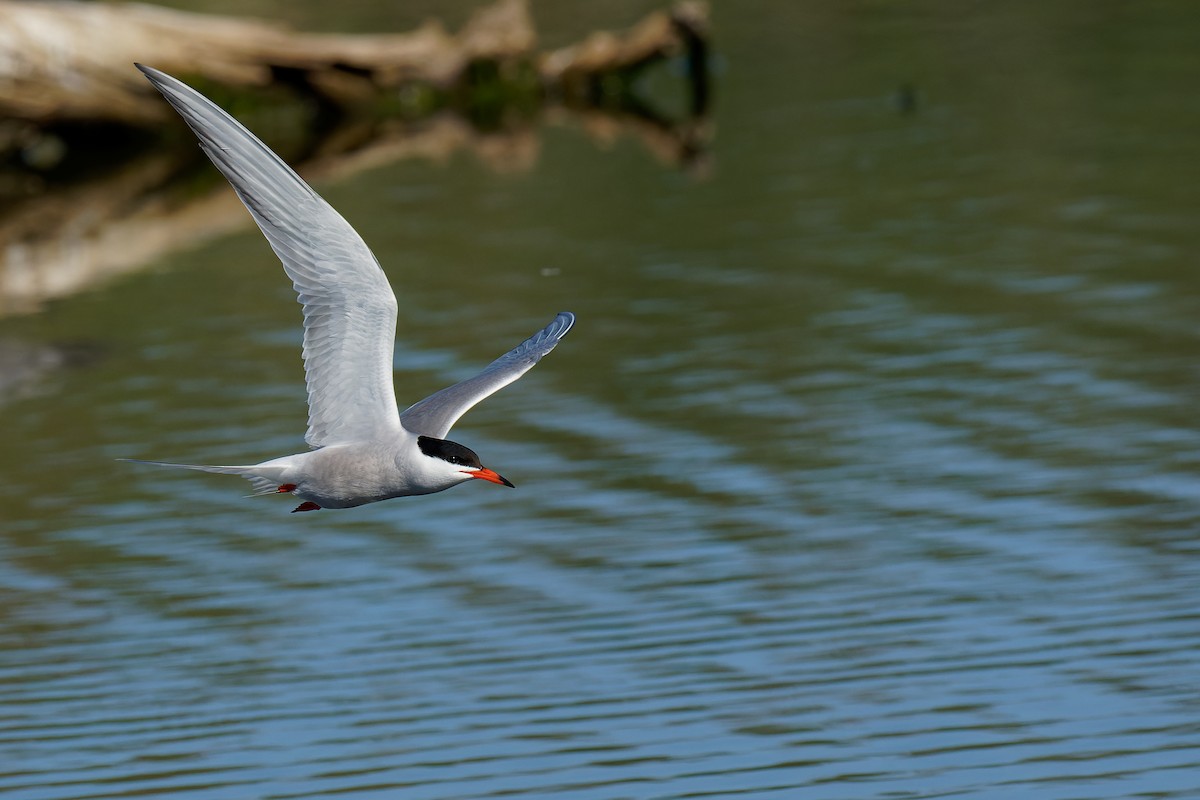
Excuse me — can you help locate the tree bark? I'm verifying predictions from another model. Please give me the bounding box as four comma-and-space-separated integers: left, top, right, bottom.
0, 0, 709, 126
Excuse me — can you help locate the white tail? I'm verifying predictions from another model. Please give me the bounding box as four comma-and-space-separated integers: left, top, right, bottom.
118, 459, 286, 496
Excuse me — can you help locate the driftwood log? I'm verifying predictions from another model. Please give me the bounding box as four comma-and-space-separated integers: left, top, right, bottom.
0, 0, 712, 317
0, 0, 708, 125
0, 0, 711, 189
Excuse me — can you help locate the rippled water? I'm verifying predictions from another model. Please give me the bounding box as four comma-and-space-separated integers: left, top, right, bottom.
3, 2, 1200, 798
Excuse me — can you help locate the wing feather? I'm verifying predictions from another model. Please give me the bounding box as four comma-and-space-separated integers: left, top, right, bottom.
400, 312, 575, 438
138, 64, 400, 447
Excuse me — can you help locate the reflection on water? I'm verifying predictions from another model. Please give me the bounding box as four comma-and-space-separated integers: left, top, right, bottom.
2, 1, 1200, 798
0, 107, 707, 317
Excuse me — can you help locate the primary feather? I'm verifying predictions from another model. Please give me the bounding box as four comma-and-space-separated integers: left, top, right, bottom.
137, 64, 401, 448
400, 311, 575, 438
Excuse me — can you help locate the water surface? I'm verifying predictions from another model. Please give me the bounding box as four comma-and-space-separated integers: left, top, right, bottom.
2, 2, 1200, 798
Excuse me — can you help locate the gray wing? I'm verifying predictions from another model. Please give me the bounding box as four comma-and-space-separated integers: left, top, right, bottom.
138, 64, 401, 448
400, 312, 575, 438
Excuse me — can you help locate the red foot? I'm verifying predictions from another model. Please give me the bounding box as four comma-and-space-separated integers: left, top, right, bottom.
292, 501, 321, 513
277, 483, 297, 493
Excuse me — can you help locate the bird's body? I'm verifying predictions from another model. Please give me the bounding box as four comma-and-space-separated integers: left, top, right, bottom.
128, 65, 573, 512
267, 439, 454, 507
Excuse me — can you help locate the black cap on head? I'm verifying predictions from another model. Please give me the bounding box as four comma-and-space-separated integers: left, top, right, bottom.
417, 436, 483, 469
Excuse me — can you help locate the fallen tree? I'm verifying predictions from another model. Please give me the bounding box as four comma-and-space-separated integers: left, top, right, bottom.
0, 0, 709, 125
0, 0, 713, 316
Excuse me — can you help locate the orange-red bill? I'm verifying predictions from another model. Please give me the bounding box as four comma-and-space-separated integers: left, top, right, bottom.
465, 468, 515, 488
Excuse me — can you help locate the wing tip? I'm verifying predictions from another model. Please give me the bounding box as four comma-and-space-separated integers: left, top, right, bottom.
553, 311, 576, 336
136, 63, 195, 111
135, 62, 170, 88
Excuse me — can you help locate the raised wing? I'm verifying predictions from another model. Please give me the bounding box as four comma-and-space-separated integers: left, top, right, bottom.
400, 312, 575, 438
138, 65, 401, 448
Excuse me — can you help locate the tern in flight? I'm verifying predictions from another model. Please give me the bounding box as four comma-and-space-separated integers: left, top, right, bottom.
126, 65, 574, 512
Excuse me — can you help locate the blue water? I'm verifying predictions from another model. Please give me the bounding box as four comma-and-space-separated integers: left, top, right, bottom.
2, 1, 1200, 798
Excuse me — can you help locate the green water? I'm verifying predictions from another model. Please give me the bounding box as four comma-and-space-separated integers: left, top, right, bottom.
2, 2, 1199, 798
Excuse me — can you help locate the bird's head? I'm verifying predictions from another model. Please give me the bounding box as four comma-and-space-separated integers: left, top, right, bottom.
416, 435, 514, 489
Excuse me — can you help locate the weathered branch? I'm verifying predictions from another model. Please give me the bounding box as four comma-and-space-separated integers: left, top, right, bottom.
0, 0, 708, 125
0, 0, 714, 317
0, 0, 539, 123
540, 2, 709, 95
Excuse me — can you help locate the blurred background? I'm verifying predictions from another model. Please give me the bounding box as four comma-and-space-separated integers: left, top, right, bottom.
2, 1, 1200, 798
